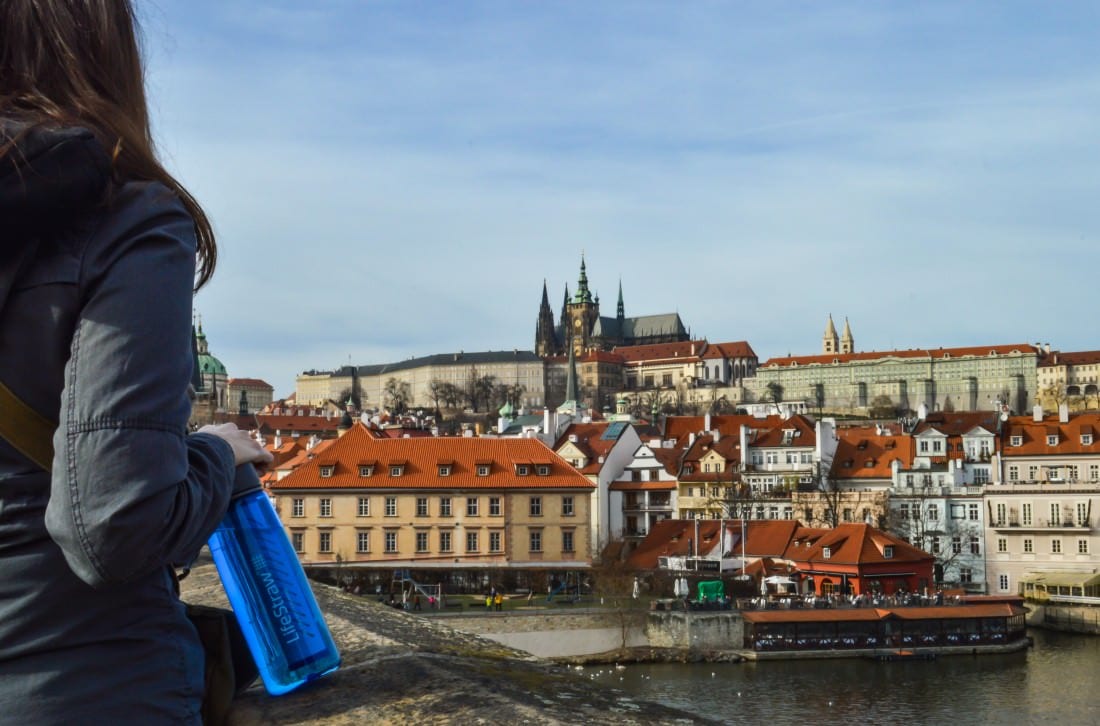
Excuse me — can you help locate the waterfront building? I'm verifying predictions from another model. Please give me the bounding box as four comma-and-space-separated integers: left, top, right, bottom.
752, 341, 1043, 416
553, 421, 643, 558
784, 523, 935, 596
985, 410, 1100, 597
268, 424, 594, 574
610, 442, 682, 548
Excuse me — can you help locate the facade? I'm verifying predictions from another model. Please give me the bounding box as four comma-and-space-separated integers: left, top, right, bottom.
194, 320, 228, 410
1037, 349, 1100, 410
225, 377, 274, 415
269, 424, 595, 571
985, 411, 1100, 596
296, 350, 546, 410
753, 343, 1043, 416
784, 524, 935, 596
611, 443, 681, 546
535, 257, 690, 358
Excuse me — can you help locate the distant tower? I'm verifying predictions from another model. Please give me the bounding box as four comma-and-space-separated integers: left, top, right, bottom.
616, 279, 625, 321
535, 280, 559, 357
567, 255, 600, 355
823, 314, 839, 355
840, 317, 854, 354
238, 388, 249, 416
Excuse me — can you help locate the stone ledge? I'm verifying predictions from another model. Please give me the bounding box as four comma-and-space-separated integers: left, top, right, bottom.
181, 560, 708, 725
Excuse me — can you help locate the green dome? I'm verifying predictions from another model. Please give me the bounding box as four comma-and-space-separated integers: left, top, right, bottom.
498, 401, 515, 417
198, 354, 227, 376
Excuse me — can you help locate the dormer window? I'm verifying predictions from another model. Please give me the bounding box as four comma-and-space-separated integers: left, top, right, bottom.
358, 464, 375, 477
390, 465, 404, 477
516, 465, 530, 476
822, 547, 831, 559
1082, 434, 1093, 445
438, 465, 451, 477
319, 465, 334, 478
883, 545, 894, 559
1010, 435, 1022, 447
536, 465, 550, 476
1047, 435, 1059, 446
477, 465, 490, 477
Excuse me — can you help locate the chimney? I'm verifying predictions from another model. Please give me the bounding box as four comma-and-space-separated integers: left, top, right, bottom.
713, 430, 721, 443
1059, 402, 1069, 423
704, 412, 711, 431
274, 430, 282, 448
688, 432, 696, 447
1033, 405, 1043, 422
568, 433, 578, 443
1045, 343, 1051, 355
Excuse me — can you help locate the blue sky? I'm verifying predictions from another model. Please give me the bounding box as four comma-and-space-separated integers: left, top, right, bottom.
140, 1, 1100, 397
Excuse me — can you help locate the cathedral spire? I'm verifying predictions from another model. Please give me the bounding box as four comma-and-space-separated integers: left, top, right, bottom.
823, 313, 839, 355
840, 316, 854, 354
616, 279, 624, 320
574, 254, 593, 303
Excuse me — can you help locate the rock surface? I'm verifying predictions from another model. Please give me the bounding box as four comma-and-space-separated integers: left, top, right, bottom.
181, 561, 708, 725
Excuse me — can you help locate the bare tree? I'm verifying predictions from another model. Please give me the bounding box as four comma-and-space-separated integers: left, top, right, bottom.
765, 381, 784, 414
334, 387, 364, 411
383, 377, 411, 414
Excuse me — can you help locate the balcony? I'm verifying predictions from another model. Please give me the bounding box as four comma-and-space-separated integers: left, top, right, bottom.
990, 518, 1091, 532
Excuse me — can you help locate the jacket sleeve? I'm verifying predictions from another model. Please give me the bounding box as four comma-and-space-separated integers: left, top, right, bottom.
44, 182, 237, 588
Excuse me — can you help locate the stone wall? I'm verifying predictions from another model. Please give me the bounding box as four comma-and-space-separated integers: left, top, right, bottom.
1027, 604, 1100, 635
645, 611, 745, 651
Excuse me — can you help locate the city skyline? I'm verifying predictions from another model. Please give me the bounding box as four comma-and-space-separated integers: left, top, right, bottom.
144, 2, 1100, 396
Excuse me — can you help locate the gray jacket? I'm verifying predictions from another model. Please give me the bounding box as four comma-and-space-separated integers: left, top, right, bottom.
0, 122, 237, 723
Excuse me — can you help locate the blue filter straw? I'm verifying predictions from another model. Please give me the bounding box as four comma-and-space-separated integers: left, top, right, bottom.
208, 467, 340, 695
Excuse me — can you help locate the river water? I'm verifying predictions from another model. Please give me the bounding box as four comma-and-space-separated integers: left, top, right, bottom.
601, 629, 1098, 724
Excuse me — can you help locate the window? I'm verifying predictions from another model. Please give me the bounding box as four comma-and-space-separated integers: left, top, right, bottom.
292, 498, 304, 518
951, 504, 966, 519
477, 465, 490, 476
489, 531, 502, 552
842, 508, 853, 523
960, 567, 973, 584
931, 536, 941, 554
385, 531, 397, 553
385, 497, 397, 517
883, 545, 894, 559
517, 465, 529, 476
489, 497, 501, 516
1078, 539, 1090, 554
751, 451, 763, 466
933, 440, 942, 453
357, 497, 370, 517
927, 504, 939, 521
466, 531, 478, 552
318, 531, 332, 553
784, 507, 794, 520
291, 532, 304, 553
1076, 502, 1089, 526
438, 465, 451, 477
711, 486, 720, 498
999, 574, 1009, 592
358, 465, 373, 477
898, 503, 910, 520
1047, 435, 1059, 446
390, 465, 403, 477
1091, 465, 1099, 481
997, 537, 1007, 553
951, 536, 962, 555
1010, 435, 1022, 447
1022, 503, 1032, 526
357, 531, 370, 553
662, 373, 673, 387
970, 536, 981, 555
536, 465, 550, 476
1050, 503, 1062, 526
1008, 466, 1019, 482
319, 465, 334, 478
974, 469, 990, 485
1023, 538, 1033, 553
416, 497, 428, 517
440, 497, 452, 517
562, 530, 574, 553
766, 452, 779, 464
1051, 538, 1062, 554
529, 497, 542, 516
822, 547, 831, 559
466, 497, 479, 516
1082, 434, 1093, 445
968, 503, 979, 521
919, 440, 929, 453
562, 496, 575, 517
439, 530, 452, 552
905, 474, 914, 486
416, 531, 429, 553
319, 498, 332, 518
529, 530, 542, 553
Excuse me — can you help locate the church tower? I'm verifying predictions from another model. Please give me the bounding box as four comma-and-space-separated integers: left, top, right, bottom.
840, 317, 854, 354
566, 255, 600, 355
823, 314, 839, 355
535, 280, 560, 357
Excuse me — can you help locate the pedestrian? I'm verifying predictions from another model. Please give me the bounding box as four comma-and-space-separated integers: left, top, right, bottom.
0, 2, 275, 721
494, 591, 504, 612
413, 593, 422, 611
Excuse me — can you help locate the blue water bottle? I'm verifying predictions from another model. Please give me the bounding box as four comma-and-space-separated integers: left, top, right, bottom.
208, 466, 341, 695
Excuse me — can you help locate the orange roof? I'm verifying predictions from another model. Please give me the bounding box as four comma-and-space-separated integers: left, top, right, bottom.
1003, 413, 1100, 457
663, 414, 782, 445
699, 341, 757, 360
784, 524, 932, 566
227, 377, 273, 388
609, 480, 676, 491
744, 415, 817, 449
742, 603, 1021, 624
627, 519, 802, 569
614, 340, 707, 364
761, 343, 1038, 368
256, 414, 341, 434
270, 423, 594, 491
1038, 349, 1100, 367
830, 431, 913, 479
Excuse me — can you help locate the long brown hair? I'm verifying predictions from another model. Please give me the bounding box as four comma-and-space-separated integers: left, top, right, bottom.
0, 0, 216, 288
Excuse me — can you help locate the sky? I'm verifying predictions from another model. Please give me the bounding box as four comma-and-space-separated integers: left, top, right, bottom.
140, 1, 1100, 397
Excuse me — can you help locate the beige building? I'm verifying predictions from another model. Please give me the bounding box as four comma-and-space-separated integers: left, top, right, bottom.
225, 377, 274, 414
268, 424, 594, 572
1037, 349, 1100, 410
296, 350, 546, 410
986, 412, 1100, 596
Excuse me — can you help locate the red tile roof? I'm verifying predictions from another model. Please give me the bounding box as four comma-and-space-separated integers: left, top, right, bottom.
270, 424, 594, 491
609, 480, 676, 492
699, 341, 757, 360
614, 340, 708, 364
830, 430, 913, 479
1003, 413, 1100, 457
257, 414, 342, 435
761, 343, 1038, 368
627, 519, 802, 569
744, 415, 817, 449
784, 524, 932, 566
1038, 349, 1100, 367
663, 414, 782, 445
227, 377, 273, 388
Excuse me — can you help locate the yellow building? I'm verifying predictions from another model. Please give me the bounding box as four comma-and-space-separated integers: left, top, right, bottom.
268, 424, 594, 573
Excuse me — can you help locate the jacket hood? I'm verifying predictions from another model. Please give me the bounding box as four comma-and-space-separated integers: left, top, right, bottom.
0, 120, 111, 238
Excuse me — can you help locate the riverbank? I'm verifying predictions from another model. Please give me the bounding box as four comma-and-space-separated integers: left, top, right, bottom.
1026, 603, 1100, 635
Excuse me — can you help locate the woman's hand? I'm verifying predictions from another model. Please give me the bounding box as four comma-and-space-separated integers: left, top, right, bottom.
196, 423, 274, 468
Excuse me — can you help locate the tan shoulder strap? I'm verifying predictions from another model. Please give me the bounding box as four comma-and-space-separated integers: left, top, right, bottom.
0, 380, 55, 472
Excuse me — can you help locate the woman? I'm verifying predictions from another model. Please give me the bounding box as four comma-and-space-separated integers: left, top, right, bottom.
0, 1, 272, 722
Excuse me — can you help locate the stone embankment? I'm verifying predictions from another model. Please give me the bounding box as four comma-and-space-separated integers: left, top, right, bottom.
180, 562, 708, 725
1027, 604, 1100, 635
